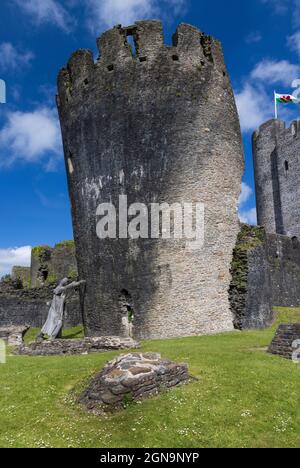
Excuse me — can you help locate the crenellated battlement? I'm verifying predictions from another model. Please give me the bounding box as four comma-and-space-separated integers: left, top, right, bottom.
57, 20, 226, 109
56, 20, 244, 340
253, 119, 300, 142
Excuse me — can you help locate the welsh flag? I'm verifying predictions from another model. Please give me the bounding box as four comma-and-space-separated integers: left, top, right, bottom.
275, 93, 300, 104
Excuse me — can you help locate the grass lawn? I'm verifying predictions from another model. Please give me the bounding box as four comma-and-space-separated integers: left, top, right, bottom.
0, 307, 299, 448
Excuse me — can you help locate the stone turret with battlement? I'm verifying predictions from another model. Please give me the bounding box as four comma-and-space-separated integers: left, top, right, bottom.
253, 119, 300, 238
57, 20, 244, 340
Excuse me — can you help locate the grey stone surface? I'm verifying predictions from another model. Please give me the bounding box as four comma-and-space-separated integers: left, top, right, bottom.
79, 352, 189, 410
11, 266, 31, 289
31, 242, 77, 288
230, 224, 300, 330
253, 119, 300, 238
268, 323, 300, 360
57, 20, 244, 340
0, 325, 29, 346
16, 336, 140, 356
0, 281, 81, 329
229, 225, 274, 330
0, 242, 81, 330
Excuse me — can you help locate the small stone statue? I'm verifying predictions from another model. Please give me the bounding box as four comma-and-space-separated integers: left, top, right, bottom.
37, 278, 85, 341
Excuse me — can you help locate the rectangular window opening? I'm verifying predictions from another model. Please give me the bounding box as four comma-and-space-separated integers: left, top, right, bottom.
127, 35, 137, 57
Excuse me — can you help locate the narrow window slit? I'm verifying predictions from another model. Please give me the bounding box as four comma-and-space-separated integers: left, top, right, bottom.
127, 34, 137, 57
285, 160, 289, 171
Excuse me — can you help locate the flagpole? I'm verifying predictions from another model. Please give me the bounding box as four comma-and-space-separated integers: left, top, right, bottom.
274, 90, 278, 119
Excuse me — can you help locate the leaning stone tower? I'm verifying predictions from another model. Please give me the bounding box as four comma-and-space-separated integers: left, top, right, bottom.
253, 119, 300, 238
57, 20, 244, 340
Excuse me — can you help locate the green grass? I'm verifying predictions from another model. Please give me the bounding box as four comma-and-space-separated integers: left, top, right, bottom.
23, 326, 84, 344
0, 308, 299, 448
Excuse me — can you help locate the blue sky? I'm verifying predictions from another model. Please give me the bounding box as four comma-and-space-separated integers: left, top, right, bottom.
0, 0, 300, 275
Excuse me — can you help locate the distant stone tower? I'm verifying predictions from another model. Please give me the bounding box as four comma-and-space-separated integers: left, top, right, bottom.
253, 119, 300, 238
57, 20, 244, 340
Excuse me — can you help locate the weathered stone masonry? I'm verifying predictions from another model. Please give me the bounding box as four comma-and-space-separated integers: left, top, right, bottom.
0, 281, 81, 329
30, 241, 77, 288
230, 224, 300, 330
0, 242, 80, 329
268, 324, 300, 360
57, 20, 244, 340
253, 119, 300, 238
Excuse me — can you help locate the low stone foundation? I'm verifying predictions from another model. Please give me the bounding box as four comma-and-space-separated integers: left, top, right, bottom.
268, 324, 300, 360
16, 337, 140, 356
0, 326, 29, 346
79, 353, 190, 411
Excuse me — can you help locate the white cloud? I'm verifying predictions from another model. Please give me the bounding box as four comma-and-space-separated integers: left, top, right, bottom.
239, 208, 258, 225
0, 108, 62, 168
235, 83, 271, 132
0, 43, 34, 72
251, 59, 300, 87
87, 0, 156, 30
85, 0, 187, 33
238, 182, 257, 225
13, 0, 75, 31
288, 31, 300, 57
13, 0, 187, 33
235, 58, 300, 132
0, 246, 31, 278
239, 182, 253, 205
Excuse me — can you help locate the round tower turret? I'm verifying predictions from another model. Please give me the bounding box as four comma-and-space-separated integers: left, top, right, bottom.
57, 20, 244, 339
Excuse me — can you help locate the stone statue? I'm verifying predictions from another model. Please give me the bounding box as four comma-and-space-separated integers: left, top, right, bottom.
37, 278, 85, 341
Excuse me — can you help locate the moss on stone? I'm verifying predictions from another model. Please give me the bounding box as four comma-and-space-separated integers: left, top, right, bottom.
230, 225, 266, 292
45, 273, 58, 285
236, 224, 266, 251
55, 240, 75, 250
32, 246, 45, 257
68, 270, 78, 281
32, 246, 52, 259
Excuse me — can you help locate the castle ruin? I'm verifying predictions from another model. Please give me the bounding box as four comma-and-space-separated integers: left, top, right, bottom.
57, 20, 244, 340
229, 118, 300, 329
2, 23, 300, 339
253, 119, 300, 238
0, 242, 80, 329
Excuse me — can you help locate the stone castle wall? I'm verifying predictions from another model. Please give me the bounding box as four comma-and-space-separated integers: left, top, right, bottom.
0, 242, 79, 330
11, 266, 31, 288
30, 241, 77, 288
253, 119, 300, 238
0, 281, 81, 329
57, 20, 244, 340
230, 225, 300, 330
